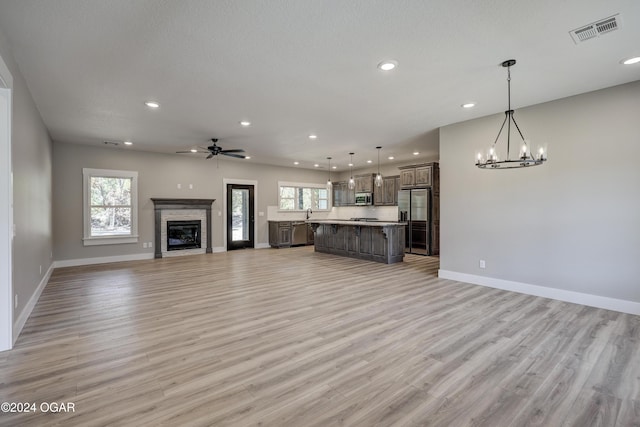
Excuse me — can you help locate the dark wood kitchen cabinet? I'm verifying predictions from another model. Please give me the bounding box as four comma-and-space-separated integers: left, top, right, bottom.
374, 175, 399, 206
399, 163, 435, 188
397, 162, 439, 255
268, 221, 291, 248
354, 174, 375, 193
331, 181, 354, 207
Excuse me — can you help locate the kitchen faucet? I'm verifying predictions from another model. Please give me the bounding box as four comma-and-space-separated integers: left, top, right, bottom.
306, 208, 313, 220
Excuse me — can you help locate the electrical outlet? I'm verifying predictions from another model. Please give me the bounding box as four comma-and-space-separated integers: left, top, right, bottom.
39, 265, 42, 275
14, 295, 18, 308
479, 260, 486, 269
189, 184, 193, 189
148, 241, 153, 248
177, 183, 182, 189
143, 242, 148, 248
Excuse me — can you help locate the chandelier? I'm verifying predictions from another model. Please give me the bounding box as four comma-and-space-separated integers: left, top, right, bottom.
476, 59, 547, 169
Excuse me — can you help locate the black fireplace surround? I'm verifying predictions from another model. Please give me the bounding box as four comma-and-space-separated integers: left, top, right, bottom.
167, 220, 201, 251
151, 198, 215, 259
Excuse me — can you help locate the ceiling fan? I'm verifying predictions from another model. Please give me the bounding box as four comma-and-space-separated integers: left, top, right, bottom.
177, 138, 246, 159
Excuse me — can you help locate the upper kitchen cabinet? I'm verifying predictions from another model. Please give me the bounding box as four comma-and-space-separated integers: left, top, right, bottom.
354, 174, 375, 193
398, 163, 439, 189
332, 181, 355, 207
374, 175, 399, 206
399, 168, 415, 188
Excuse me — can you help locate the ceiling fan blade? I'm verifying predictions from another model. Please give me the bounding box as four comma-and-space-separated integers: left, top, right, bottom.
176, 150, 208, 154
222, 153, 247, 159
206, 153, 214, 159
199, 146, 211, 151
220, 149, 245, 153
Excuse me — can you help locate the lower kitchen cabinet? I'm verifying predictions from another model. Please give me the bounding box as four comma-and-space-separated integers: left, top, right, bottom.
269, 221, 313, 248
269, 221, 291, 248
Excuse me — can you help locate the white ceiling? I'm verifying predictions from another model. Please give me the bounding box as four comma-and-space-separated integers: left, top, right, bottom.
0, 0, 638, 170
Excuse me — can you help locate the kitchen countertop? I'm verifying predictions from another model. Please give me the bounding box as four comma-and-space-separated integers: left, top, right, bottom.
307, 219, 407, 226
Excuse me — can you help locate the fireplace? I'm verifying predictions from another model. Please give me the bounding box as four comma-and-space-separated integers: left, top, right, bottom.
167, 220, 201, 251
151, 198, 215, 258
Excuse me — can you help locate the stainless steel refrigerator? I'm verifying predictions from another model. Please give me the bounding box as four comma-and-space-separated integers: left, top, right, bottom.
398, 188, 431, 255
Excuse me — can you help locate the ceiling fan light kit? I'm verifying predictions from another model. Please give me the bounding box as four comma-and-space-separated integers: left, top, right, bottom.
476, 59, 547, 170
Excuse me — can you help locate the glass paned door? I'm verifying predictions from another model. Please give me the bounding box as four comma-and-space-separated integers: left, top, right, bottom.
227, 184, 254, 250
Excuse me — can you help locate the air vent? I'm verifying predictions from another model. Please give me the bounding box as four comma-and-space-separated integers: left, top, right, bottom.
570, 14, 621, 44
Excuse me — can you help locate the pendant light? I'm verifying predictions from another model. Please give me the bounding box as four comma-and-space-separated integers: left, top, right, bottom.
476, 59, 547, 169
326, 157, 332, 187
348, 153, 355, 190
374, 146, 383, 187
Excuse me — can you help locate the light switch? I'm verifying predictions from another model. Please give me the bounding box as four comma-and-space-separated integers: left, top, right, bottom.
259, 211, 264, 217
189, 184, 193, 189
177, 183, 182, 189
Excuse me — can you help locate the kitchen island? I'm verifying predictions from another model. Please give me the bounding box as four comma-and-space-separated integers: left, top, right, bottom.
308, 220, 406, 264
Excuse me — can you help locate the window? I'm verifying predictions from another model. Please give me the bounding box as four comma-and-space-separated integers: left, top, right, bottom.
278, 182, 330, 211
83, 168, 138, 245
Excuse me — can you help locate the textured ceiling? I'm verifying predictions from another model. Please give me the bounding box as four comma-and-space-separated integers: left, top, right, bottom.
0, 0, 638, 170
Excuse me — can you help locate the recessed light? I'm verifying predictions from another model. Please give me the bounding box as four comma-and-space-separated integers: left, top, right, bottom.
388, 156, 394, 160
144, 101, 160, 108
309, 134, 317, 140
413, 151, 419, 155
314, 164, 319, 167
621, 56, 640, 65
377, 60, 398, 71
332, 166, 337, 169
294, 161, 299, 165
367, 160, 372, 164
245, 156, 251, 160
190, 149, 198, 153
462, 103, 475, 108
348, 163, 353, 167
239, 120, 251, 127
123, 141, 133, 145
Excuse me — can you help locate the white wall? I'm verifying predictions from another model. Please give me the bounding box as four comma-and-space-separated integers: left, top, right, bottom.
439, 81, 640, 311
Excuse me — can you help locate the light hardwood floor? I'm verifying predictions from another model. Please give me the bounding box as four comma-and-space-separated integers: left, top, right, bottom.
1, 247, 639, 426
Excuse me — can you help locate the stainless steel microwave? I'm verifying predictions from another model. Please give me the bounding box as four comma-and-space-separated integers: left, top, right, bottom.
355, 192, 372, 205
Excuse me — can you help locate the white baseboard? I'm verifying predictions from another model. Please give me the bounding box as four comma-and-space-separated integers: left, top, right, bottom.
438, 269, 640, 315
255, 243, 271, 249
211, 246, 226, 253
53, 252, 155, 268
13, 264, 54, 343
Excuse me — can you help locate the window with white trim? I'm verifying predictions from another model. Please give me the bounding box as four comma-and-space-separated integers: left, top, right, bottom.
83, 168, 138, 246
278, 182, 330, 211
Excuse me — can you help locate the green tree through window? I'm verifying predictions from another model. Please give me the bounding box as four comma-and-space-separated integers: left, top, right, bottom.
278, 184, 329, 211
90, 176, 132, 236
83, 168, 138, 246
